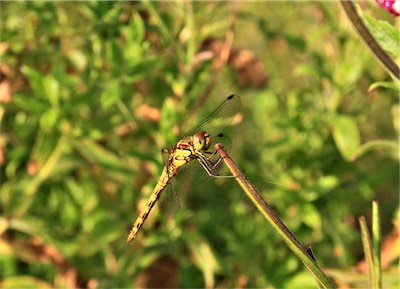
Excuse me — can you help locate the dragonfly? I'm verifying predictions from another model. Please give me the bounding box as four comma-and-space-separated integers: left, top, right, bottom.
127, 94, 240, 242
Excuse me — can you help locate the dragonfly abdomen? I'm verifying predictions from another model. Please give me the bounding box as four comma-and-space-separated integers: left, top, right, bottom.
126, 167, 173, 242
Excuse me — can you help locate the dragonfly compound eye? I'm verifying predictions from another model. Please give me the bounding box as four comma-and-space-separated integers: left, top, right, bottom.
193, 130, 211, 151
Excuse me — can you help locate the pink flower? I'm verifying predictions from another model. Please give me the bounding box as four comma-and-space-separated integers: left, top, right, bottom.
376, 0, 400, 16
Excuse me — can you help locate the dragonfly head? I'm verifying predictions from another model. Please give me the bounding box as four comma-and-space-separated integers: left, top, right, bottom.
193, 130, 212, 151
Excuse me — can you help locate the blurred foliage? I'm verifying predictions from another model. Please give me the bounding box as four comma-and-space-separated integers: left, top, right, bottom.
0, 1, 399, 288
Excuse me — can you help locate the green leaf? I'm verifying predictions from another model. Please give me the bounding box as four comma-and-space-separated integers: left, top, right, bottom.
73, 138, 131, 173
20, 66, 45, 100
39, 107, 60, 130
131, 13, 145, 43
160, 97, 179, 145
100, 80, 120, 108
314, 175, 339, 195
2, 276, 52, 289
369, 81, 400, 92
87, 217, 122, 247
331, 115, 360, 161
361, 12, 400, 58
41, 75, 60, 106
188, 238, 220, 289
354, 140, 398, 160
21, 66, 60, 105
13, 93, 49, 113
300, 203, 322, 229
359, 216, 374, 288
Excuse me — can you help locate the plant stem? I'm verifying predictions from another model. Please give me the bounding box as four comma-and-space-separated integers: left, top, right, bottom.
215, 143, 335, 289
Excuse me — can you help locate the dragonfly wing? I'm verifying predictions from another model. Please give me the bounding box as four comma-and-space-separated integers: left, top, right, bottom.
173, 158, 205, 187
159, 148, 181, 214
161, 148, 169, 167
158, 181, 181, 214
183, 94, 241, 140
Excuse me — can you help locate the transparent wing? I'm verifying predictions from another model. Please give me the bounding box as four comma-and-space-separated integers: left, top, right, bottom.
158, 95, 240, 213
182, 94, 241, 140
158, 181, 180, 214
159, 148, 180, 213
161, 148, 170, 171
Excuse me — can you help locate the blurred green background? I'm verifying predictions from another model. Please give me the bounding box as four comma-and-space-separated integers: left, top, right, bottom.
1, 1, 398, 288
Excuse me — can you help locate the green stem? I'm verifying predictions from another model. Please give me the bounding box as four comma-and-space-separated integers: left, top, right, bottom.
215, 143, 335, 289
15, 135, 66, 217
142, 0, 184, 61
372, 201, 382, 289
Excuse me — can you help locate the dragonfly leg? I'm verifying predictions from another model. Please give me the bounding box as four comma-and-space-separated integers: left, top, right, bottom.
196, 153, 236, 178
201, 150, 231, 172
201, 150, 228, 171
201, 150, 220, 161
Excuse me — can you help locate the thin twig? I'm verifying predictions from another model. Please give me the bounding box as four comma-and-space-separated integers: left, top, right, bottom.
215, 143, 336, 289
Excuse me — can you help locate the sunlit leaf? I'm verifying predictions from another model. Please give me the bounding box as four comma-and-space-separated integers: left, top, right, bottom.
300, 203, 322, 229
1, 276, 52, 289
189, 238, 220, 289
360, 9, 400, 58
331, 115, 360, 161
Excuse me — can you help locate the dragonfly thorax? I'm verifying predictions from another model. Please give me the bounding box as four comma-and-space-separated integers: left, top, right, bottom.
193, 130, 212, 152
